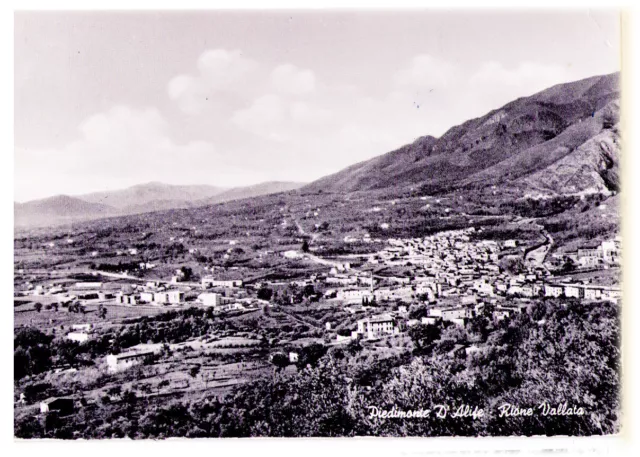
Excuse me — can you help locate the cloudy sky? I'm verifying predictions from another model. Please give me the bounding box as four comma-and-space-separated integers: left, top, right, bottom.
14, 10, 620, 202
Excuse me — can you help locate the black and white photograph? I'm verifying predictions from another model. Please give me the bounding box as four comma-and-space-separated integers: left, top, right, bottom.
11, 7, 628, 442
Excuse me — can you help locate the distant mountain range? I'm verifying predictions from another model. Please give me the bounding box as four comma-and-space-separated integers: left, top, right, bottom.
15, 181, 305, 227
304, 72, 620, 196
79, 182, 228, 210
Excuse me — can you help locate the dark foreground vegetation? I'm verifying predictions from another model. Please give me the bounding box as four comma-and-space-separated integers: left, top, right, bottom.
15, 300, 619, 438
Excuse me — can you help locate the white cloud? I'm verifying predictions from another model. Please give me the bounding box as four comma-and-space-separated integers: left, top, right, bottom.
231, 94, 288, 140
15, 106, 217, 201
393, 54, 457, 88
167, 74, 196, 101
167, 74, 200, 114
167, 49, 260, 115
197, 49, 259, 89
270, 64, 316, 95
463, 61, 574, 117
225, 54, 464, 174
469, 61, 571, 100
231, 93, 332, 141
289, 101, 331, 125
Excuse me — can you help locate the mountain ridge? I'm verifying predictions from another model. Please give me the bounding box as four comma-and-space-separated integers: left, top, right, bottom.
303, 72, 620, 196
15, 181, 306, 227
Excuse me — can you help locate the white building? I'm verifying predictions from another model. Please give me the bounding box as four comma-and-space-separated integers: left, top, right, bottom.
74, 282, 103, 290
141, 290, 184, 304
337, 288, 373, 304
421, 316, 441, 325
356, 314, 396, 339
115, 293, 139, 305
67, 332, 90, 343
106, 351, 156, 372
544, 284, 564, 297
198, 292, 223, 307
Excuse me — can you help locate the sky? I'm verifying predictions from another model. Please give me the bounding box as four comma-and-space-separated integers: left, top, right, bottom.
14, 10, 620, 202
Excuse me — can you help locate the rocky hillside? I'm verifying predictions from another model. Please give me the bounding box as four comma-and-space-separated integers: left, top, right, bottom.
517, 101, 619, 195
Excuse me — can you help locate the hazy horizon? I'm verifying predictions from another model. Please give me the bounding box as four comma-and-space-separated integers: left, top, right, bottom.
13, 179, 310, 204
15, 10, 620, 202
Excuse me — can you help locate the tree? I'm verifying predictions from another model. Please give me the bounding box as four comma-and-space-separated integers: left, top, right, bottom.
257, 287, 273, 301
139, 383, 153, 396
499, 256, 525, 275
561, 258, 577, 273
408, 323, 442, 353
121, 389, 137, 405
189, 364, 201, 379
296, 343, 328, 368
302, 284, 315, 297
270, 352, 290, 371
180, 266, 194, 281
157, 379, 170, 392
14, 327, 53, 380
107, 385, 122, 399
51, 302, 59, 312
34, 302, 43, 313
468, 315, 490, 341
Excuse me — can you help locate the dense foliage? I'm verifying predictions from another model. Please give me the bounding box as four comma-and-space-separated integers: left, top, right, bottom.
15, 300, 620, 438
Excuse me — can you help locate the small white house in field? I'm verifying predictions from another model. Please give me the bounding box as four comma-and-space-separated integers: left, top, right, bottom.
106, 351, 155, 372
67, 332, 90, 343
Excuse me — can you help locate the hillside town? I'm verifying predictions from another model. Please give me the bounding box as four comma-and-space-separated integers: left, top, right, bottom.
15, 226, 621, 370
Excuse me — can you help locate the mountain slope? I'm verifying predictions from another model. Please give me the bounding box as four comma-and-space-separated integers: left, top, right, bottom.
518, 103, 620, 195
14, 195, 116, 227
304, 72, 619, 195
199, 181, 305, 205
80, 182, 227, 210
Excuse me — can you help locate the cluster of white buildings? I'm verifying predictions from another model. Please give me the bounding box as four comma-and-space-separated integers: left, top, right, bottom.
330, 229, 621, 308
196, 291, 264, 314
544, 282, 621, 301
115, 281, 185, 306
573, 238, 621, 268
323, 229, 622, 343
329, 229, 505, 306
